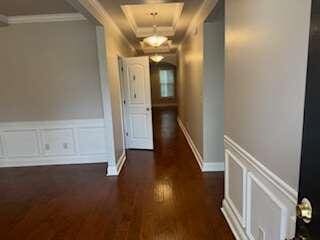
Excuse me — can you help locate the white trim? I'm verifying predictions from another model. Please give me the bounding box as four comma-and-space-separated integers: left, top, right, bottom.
79, 0, 135, 52
8, 13, 86, 24
107, 152, 126, 176
96, 26, 117, 166
202, 162, 224, 172
0, 119, 104, 130
180, 0, 218, 45
224, 135, 298, 204
225, 150, 247, 227
107, 165, 117, 176
0, 155, 108, 168
178, 118, 224, 172
152, 103, 177, 108
177, 118, 203, 169
121, 3, 184, 38
221, 199, 248, 240
246, 172, 288, 240
0, 118, 110, 168
117, 152, 126, 173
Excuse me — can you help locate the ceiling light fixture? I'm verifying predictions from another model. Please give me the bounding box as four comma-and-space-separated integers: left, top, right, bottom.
143, 12, 168, 47
150, 54, 164, 63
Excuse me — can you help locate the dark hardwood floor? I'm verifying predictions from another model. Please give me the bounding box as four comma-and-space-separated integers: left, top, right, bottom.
0, 107, 234, 240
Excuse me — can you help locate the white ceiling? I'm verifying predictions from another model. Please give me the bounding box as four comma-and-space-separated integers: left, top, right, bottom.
98, 0, 206, 53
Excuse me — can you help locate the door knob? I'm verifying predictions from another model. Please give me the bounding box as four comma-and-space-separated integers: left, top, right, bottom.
146, 107, 150, 111
296, 198, 312, 223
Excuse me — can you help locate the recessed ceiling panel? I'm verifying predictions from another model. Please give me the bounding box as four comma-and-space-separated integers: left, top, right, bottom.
98, 0, 206, 53
121, 3, 184, 38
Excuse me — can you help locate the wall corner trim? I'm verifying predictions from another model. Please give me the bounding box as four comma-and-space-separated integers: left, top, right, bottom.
8, 13, 86, 24
224, 135, 298, 204
107, 152, 126, 176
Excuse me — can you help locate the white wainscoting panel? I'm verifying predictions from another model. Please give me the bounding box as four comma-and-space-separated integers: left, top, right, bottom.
3, 130, 40, 157
222, 135, 298, 240
77, 127, 107, 155
41, 128, 75, 156
0, 137, 4, 158
225, 150, 247, 227
0, 119, 111, 167
246, 173, 288, 240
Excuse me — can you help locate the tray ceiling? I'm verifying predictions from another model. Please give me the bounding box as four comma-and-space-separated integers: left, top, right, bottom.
98, 0, 206, 53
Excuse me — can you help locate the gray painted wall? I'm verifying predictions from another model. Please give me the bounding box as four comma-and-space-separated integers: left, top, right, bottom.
225, 0, 311, 189
203, 18, 224, 163
0, 21, 103, 122
178, 24, 204, 156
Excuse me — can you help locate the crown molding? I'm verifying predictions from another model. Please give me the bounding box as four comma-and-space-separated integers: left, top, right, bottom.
78, 0, 136, 53
180, 0, 218, 46
121, 3, 183, 38
8, 13, 86, 24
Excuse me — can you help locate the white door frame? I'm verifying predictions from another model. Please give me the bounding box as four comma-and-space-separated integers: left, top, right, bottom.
117, 56, 128, 150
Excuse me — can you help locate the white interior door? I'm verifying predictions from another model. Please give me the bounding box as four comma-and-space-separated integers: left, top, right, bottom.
122, 56, 153, 150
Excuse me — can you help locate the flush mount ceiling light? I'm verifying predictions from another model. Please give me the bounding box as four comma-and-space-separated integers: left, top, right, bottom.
143, 12, 168, 47
150, 54, 164, 63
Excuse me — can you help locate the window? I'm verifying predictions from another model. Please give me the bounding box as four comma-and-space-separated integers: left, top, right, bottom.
159, 69, 175, 98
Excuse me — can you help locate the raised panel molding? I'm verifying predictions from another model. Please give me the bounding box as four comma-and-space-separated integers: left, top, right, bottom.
222, 135, 297, 240
41, 128, 76, 156
0, 136, 4, 158
0, 119, 110, 168
3, 130, 40, 157
225, 150, 247, 227
246, 173, 288, 240
77, 127, 107, 155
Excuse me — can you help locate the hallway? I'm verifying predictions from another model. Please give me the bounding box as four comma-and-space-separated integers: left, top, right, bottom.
0, 108, 234, 240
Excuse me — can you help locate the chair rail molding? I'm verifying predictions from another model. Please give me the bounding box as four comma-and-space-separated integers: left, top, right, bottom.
222, 135, 298, 240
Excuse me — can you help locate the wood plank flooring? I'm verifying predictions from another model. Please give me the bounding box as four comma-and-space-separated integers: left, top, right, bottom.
0, 107, 234, 240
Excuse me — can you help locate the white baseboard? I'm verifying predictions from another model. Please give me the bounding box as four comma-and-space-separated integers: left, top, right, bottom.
221, 199, 248, 240
107, 165, 117, 176
177, 118, 203, 169
202, 162, 225, 172
107, 152, 126, 176
177, 118, 225, 172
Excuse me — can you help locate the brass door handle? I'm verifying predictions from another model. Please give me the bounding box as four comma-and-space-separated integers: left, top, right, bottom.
297, 198, 312, 223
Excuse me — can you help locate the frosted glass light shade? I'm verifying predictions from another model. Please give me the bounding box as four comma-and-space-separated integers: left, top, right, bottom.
143, 34, 168, 47
150, 55, 164, 62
